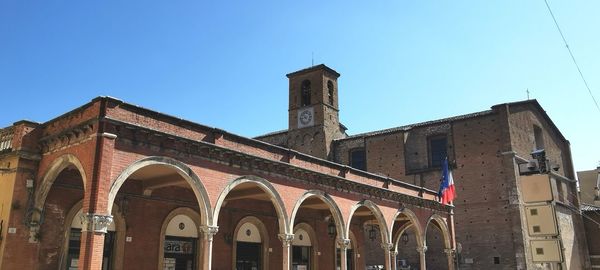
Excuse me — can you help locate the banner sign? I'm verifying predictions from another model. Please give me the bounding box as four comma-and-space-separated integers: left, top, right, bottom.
164, 239, 194, 254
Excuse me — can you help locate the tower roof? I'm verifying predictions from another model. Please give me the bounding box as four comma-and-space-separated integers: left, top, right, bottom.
286, 64, 340, 78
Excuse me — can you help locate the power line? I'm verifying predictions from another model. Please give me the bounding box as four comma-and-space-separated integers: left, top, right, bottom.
543, 0, 600, 114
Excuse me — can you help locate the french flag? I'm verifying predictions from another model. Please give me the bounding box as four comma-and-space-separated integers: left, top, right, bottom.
438, 158, 456, 205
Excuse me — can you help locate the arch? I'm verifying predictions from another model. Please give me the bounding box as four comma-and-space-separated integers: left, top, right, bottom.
293, 222, 319, 270
289, 190, 345, 239
327, 80, 334, 106
34, 154, 87, 215
108, 156, 212, 225
232, 216, 270, 270
391, 208, 424, 250
213, 175, 289, 235
158, 207, 202, 270
58, 200, 126, 270
301, 80, 311, 106
424, 214, 452, 250
347, 200, 390, 243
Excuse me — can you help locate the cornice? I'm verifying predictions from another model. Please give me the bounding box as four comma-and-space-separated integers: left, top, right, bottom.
106, 118, 452, 213
39, 118, 98, 154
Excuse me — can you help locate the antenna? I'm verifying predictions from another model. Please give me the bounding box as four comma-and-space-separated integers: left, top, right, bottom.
311, 52, 314, 67
526, 88, 530, 100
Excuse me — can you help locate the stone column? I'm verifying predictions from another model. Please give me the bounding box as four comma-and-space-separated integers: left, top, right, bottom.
391, 250, 399, 270
448, 209, 457, 270
200, 226, 218, 270
78, 213, 113, 270
337, 238, 351, 270
381, 242, 394, 270
444, 248, 455, 270
279, 234, 294, 270
417, 245, 427, 270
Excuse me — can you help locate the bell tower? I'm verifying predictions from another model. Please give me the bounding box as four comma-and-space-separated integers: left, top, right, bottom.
286, 64, 346, 159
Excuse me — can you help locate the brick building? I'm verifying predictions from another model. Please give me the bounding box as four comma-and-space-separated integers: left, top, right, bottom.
0, 65, 455, 270
0, 64, 590, 270
577, 168, 600, 268
256, 65, 590, 269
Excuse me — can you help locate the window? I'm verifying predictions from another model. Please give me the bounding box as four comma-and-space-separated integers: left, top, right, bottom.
530, 209, 538, 216
532, 225, 541, 233
336, 248, 354, 270
533, 125, 544, 150
493, 256, 500, 264
536, 248, 544, 255
350, 148, 366, 171
292, 246, 310, 270
327, 80, 334, 106
429, 136, 448, 167
301, 80, 311, 107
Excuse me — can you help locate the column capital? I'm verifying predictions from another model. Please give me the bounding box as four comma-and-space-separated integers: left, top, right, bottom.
79, 213, 113, 233
199, 225, 219, 241
380, 242, 394, 251
444, 248, 454, 254
337, 238, 351, 249
278, 233, 295, 246
416, 245, 428, 253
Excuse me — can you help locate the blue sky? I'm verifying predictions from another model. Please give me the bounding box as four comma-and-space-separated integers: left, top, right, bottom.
1, 1, 599, 172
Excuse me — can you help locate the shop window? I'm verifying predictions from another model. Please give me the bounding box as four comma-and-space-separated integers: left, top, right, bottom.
292, 246, 310, 270
66, 229, 115, 270
429, 136, 448, 167
292, 227, 313, 270
163, 213, 199, 270
163, 236, 196, 270
301, 80, 311, 107
350, 148, 366, 171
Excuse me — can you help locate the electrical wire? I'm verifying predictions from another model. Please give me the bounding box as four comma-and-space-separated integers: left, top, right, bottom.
543, 0, 600, 114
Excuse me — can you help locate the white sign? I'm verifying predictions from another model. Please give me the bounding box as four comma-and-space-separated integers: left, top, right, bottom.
164, 239, 194, 254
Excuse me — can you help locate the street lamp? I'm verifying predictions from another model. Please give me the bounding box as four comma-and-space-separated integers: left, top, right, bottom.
401, 233, 409, 245
368, 225, 377, 241
328, 218, 336, 238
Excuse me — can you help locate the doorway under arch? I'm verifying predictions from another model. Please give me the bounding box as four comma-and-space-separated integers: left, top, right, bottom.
233, 216, 270, 270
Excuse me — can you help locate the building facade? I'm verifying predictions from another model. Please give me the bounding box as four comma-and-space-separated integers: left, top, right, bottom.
0, 64, 590, 270
577, 168, 600, 268
256, 65, 590, 269
0, 65, 455, 270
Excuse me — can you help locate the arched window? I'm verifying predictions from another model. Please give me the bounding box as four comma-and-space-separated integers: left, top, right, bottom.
327, 80, 334, 106
293, 224, 318, 270
159, 208, 201, 270
233, 216, 269, 270
301, 80, 311, 106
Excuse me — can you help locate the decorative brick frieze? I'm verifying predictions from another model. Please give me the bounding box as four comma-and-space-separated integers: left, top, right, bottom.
105, 118, 452, 212
39, 119, 97, 153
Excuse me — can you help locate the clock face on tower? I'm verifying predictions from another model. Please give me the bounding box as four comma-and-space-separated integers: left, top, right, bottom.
297, 107, 314, 128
